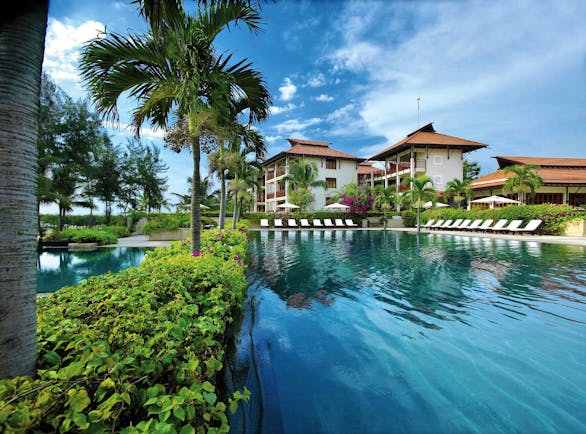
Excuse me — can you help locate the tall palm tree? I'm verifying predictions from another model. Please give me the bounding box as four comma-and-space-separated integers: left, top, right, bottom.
286, 159, 326, 190
373, 185, 402, 229
404, 175, 436, 232
445, 178, 472, 209
79, 1, 267, 252
503, 164, 544, 205
0, 1, 49, 379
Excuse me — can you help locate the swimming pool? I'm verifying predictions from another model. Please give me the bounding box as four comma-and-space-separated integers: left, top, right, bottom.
37, 247, 152, 293
225, 230, 586, 433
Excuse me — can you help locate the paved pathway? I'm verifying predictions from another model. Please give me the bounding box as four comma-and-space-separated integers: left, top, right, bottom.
106, 234, 171, 248
249, 227, 586, 247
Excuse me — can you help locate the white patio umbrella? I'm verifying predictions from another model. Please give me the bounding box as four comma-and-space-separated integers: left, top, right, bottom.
422, 201, 449, 209
323, 202, 350, 211
470, 195, 521, 209
277, 201, 300, 210
200, 204, 210, 210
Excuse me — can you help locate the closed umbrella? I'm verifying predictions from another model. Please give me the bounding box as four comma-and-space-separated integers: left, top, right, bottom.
200, 204, 210, 210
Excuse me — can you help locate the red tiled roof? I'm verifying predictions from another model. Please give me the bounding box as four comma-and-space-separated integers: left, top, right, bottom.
369, 123, 487, 161
358, 161, 377, 175
471, 167, 586, 189
263, 138, 363, 166
496, 156, 586, 168
288, 138, 330, 147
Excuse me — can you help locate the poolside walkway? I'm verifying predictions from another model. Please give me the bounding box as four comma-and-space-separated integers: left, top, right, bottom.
106, 235, 171, 248
248, 227, 586, 247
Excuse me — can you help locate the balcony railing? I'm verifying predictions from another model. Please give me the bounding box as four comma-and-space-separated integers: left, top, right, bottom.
265, 190, 286, 200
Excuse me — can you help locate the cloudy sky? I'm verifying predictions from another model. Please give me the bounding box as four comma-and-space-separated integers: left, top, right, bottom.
45, 0, 586, 212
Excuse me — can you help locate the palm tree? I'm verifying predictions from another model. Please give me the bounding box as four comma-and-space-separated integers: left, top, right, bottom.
79, 1, 267, 252
404, 175, 436, 232
502, 164, 544, 205
445, 178, 472, 209
373, 185, 403, 229
0, 1, 49, 378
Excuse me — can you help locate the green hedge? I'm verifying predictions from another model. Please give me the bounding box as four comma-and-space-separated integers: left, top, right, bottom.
142, 213, 217, 235
100, 226, 130, 238
47, 228, 118, 245
421, 204, 584, 235
0, 229, 249, 433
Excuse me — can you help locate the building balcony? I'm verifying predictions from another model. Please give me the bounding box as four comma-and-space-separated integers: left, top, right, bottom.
266, 190, 286, 200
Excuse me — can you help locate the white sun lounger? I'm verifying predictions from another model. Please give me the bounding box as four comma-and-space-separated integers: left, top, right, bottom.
335, 218, 345, 227
488, 219, 509, 232
313, 219, 324, 227
430, 219, 445, 230
274, 219, 284, 228
445, 219, 463, 229
260, 219, 269, 228
455, 219, 472, 230
464, 219, 483, 231
499, 219, 523, 233
300, 218, 311, 228
439, 220, 454, 229
345, 219, 358, 227
422, 219, 435, 229
288, 218, 298, 228
509, 219, 542, 234
475, 219, 494, 231
324, 219, 335, 227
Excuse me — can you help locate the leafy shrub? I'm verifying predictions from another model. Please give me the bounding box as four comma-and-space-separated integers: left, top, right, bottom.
48, 228, 118, 245
421, 204, 584, 234
142, 213, 191, 235
100, 225, 130, 238
0, 229, 249, 433
401, 210, 417, 227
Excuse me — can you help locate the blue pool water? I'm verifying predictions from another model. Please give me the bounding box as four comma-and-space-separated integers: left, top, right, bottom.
225, 230, 586, 433
37, 247, 152, 293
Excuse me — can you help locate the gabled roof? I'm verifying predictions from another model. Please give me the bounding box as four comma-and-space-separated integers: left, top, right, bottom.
496, 156, 586, 168
369, 122, 488, 161
357, 161, 377, 175
471, 167, 586, 189
262, 138, 363, 166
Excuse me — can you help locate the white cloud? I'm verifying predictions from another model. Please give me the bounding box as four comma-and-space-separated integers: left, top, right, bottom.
307, 73, 326, 87
270, 103, 297, 115
327, 0, 586, 156
273, 118, 322, 134
43, 18, 106, 96
265, 135, 283, 143
315, 94, 334, 102
279, 77, 297, 101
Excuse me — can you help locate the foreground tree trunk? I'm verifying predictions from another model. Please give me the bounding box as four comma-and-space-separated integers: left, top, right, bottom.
0, 0, 48, 379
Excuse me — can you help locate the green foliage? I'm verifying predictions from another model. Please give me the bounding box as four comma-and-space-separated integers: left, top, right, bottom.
48, 228, 118, 245
0, 229, 249, 432
143, 213, 191, 235
401, 210, 417, 227
421, 204, 583, 235
100, 226, 130, 238
41, 214, 128, 229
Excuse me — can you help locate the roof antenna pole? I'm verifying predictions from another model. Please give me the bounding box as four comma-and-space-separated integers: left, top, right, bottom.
417, 97, 420, 127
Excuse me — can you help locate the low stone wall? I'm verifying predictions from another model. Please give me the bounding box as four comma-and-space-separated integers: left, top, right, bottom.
148, 228, 189, 241
564, 219, 586, 237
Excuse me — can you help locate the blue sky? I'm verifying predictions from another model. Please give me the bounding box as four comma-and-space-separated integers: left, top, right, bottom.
44, 0, 586, 213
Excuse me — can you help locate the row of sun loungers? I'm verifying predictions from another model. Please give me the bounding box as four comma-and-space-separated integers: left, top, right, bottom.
260, 218, 358, 229
421, 218, 542, 234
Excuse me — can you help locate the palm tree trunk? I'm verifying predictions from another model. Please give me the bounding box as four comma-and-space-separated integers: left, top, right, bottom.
417, 208, 421, 232
219, 172, 226, 229
232, 196, 238, 229
0, 0, 48, 379
190, 136, 202, 252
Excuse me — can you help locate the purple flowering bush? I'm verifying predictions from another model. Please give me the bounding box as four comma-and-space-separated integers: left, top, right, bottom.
340, 193, 373, 216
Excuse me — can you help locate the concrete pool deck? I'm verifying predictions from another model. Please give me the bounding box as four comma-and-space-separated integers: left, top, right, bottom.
108, 231, 586, 248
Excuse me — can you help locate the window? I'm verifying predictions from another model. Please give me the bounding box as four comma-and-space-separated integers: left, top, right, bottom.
433, 175, 443, 186
432, 155, 443, 165
326, 178, 337, 189
326, 158, 337, 169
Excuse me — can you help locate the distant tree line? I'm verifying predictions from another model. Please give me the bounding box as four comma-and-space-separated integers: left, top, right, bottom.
38, 74, 168, 232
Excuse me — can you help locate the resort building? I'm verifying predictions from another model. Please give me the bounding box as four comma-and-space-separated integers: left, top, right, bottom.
363, 123, 487, 192
471, 156, 586, 206
254, 138, 364, 212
